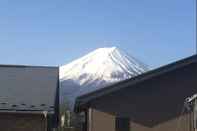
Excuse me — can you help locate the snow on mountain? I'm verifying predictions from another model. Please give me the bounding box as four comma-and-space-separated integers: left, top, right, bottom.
60, 47, 149, 108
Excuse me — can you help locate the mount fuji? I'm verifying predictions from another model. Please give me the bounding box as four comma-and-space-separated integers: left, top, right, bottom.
60, 47, 149, 108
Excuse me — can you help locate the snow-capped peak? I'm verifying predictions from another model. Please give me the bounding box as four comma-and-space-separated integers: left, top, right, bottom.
60, 47, 149, 108
60, 47, 148, 84
92, 46, 117, 54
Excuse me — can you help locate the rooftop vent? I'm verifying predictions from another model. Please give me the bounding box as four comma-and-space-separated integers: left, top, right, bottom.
30, 105, 35, 108
40, 104, 46, 106
12, 105, 17, 107
1, 102, 7, 105
50, 106, 54, 109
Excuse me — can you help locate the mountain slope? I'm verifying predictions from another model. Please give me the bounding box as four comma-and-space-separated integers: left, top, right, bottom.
60, 47, 149, 108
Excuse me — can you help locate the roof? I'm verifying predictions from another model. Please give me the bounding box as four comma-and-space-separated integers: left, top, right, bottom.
75, 54, 197, 112
0, 64, 58, 68
0, 65, 59, 113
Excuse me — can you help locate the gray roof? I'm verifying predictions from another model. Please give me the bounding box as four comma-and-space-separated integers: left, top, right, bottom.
75, 54, 197, 112
0, 65, 59, 113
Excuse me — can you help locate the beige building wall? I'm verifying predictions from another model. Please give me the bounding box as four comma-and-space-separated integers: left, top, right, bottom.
89, 108, 193, 131
131, 113, 192, 131
88, 108, 115, 131
0, 113, 46, 131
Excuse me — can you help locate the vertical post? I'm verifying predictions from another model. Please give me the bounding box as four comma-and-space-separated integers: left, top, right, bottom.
88, 108, 93, 131
85, 111, 88, 131
60, 113, 65, 128
66, 110, 71, 127
43, 111, 48, 131
194, 99, 197, 131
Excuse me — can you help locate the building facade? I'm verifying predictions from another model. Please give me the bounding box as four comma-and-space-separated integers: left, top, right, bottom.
75, 55, 197, 131
0, 65, 59, 131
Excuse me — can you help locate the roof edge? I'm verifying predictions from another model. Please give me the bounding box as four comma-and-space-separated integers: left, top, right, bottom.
0, 64, 58, 68
0, 110, 54, 114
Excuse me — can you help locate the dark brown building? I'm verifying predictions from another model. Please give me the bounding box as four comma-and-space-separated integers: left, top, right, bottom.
75, 55, 197, 131
0, 65, 59, 131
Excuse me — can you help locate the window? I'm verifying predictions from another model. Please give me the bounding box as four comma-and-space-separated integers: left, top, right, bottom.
116, 117, 130, 131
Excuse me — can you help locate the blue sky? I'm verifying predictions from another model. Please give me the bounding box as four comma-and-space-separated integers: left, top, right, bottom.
0, 0, 195, 68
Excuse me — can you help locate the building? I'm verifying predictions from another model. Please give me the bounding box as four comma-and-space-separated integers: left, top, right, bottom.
0, 65, 59, 131
75, 54, 197, 131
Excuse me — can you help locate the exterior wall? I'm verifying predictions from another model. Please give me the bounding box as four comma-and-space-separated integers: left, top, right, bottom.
130, 113, 193, 131
87, 62, 197, 131
90, 109, 193, 131
88, 108, 115, 131
0, 113, 46, 131
0, 66, 59, 129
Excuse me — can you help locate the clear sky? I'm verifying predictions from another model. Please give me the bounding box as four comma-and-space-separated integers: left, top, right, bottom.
0, 0, 195, 68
